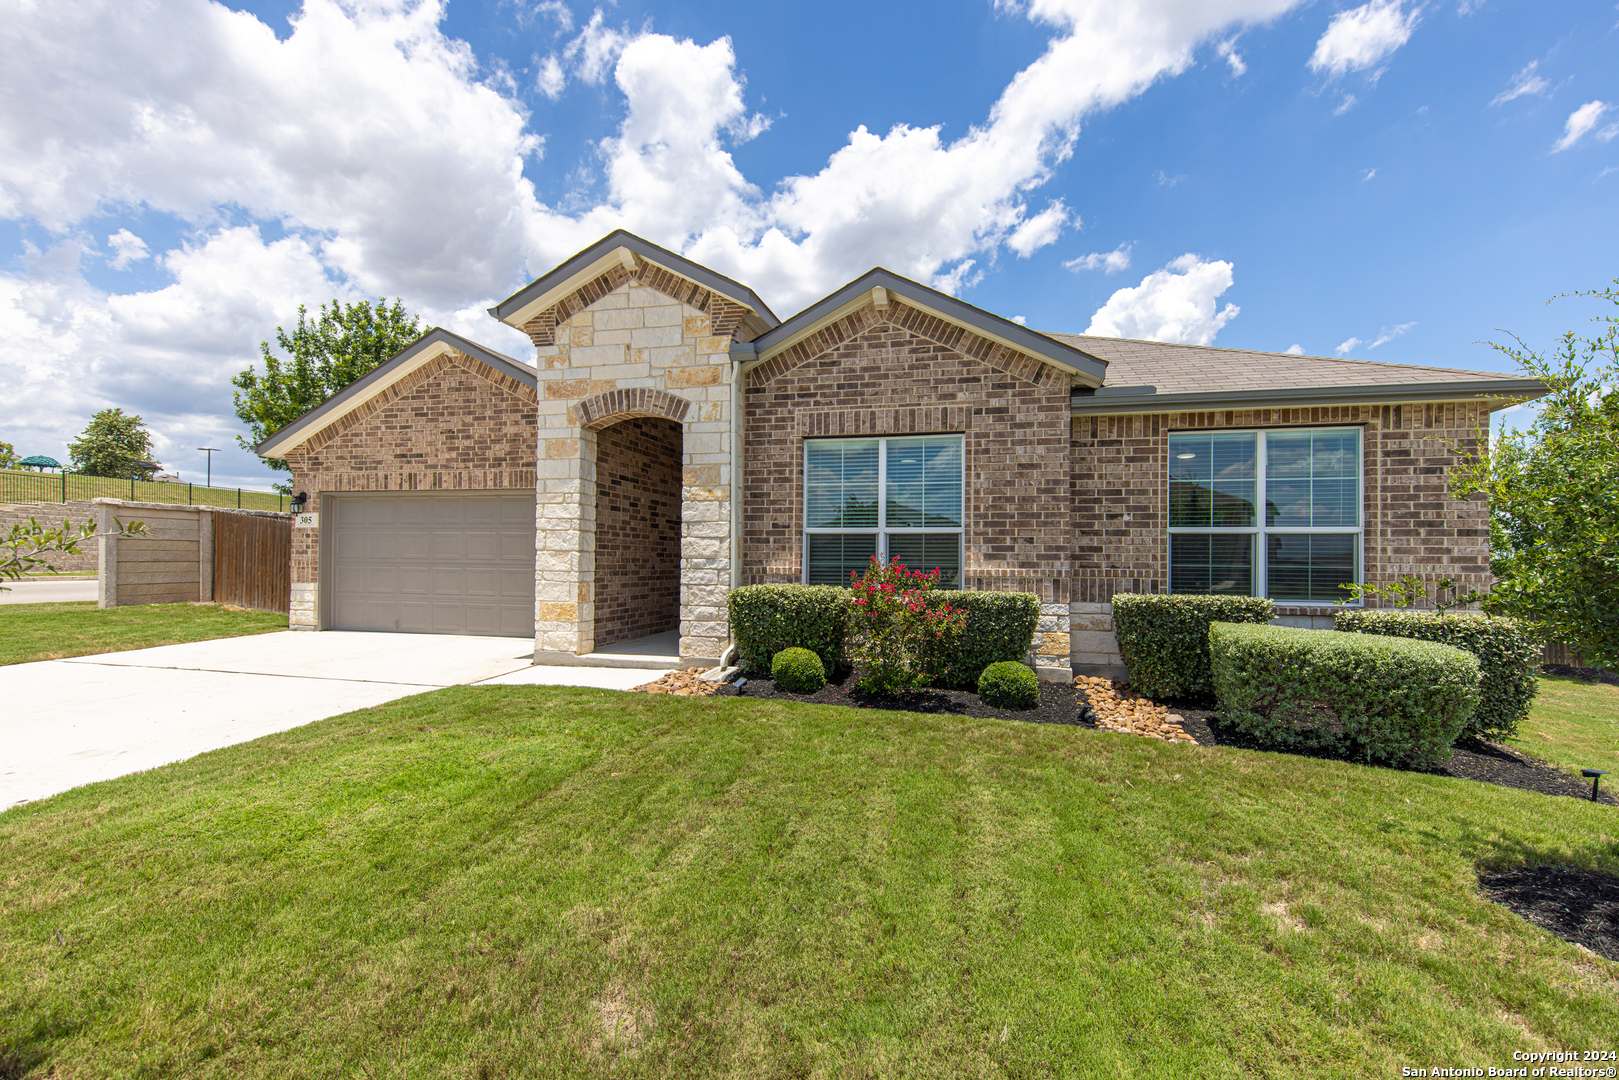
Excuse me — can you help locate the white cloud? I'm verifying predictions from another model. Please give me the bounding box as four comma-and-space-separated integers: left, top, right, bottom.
1011, 315, 1029, 325
1336, 336, 1362, 353
1286, 343, 1305, 354
1490, 60, 1550, 107
1064, 243, 1133, 273
1361, 167, 1377, 181
1308, 0, 1419, 79
536, 54, 566, 99
1084, 253, 1240, 345
1553, 101, 1618, 153
1217, 37, 1247, 76
1333, 93, 1359, 115
1369, 320, 1415, 348
1007, 200, 1070, 256
0, 0, 546, 307
564, 9, 629, 86
530, 1, 573, 33
106, 229, 150, 270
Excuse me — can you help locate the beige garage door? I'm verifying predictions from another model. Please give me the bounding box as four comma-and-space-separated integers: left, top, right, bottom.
325, 493, 535, 637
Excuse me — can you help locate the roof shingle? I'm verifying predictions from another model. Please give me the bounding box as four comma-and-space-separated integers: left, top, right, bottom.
1045, 333, 1525, 395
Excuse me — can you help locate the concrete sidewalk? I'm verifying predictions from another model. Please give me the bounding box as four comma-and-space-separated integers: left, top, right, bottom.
1, 578, 99, 604
2, 631, 670, 809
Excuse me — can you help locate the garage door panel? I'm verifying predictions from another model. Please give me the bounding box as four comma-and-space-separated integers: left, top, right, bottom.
326, 493, 536, 637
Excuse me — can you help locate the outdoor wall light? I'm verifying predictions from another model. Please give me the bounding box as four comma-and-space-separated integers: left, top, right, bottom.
290, 492, 308, 514
1582, 769, 1607, 802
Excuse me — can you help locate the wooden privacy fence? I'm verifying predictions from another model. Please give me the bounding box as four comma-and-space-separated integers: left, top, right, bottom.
212, 509, 292, 612
96, 499, 292, 615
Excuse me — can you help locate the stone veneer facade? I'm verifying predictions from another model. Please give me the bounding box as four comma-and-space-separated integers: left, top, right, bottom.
525, 258, 753, 663
742, 297, 1076, 680
281, 348, 539, 630
1068, 400, 1492, 675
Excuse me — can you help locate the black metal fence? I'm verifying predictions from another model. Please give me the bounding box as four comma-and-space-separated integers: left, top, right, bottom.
1, 469, 286, 512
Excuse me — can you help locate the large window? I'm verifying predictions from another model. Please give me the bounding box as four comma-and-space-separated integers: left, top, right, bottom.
1168, 427, 1362, 604
804, 435, 964, 587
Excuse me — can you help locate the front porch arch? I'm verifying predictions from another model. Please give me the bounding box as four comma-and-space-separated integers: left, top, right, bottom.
576, 388, 692, 431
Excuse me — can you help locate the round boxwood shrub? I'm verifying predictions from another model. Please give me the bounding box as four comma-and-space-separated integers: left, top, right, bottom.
978, 660, 1040, 709
772, 647, 827, 693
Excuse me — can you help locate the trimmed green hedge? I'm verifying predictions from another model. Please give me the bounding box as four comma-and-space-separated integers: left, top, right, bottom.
727, 585, 1039, 686
1210, 622, 1481, 767
925, 590, 1041, 687
978, 661, 1039, 709
1334, 610, 1541, 740
771, 647, 827, 693
728, 585, 850, 675
1112, 594, 1275, 700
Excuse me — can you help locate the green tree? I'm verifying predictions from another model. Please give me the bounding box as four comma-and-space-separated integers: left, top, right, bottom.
67, 408, 160, 479
232, 298, 422, 487
0, 440, 18, 469
1450, 280, 1619, 668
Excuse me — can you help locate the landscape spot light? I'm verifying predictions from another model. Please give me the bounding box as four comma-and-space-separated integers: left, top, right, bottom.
1581, 769, 1607, 803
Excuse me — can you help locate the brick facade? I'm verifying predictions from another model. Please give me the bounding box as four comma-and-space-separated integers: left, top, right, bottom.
281, 349, 539, 629
1069, 400, 1493, 674
592, 417, 682, 647
741, 298, 1076, 678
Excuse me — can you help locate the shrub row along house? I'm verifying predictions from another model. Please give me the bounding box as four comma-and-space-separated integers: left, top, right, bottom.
254, 231, 1544, 678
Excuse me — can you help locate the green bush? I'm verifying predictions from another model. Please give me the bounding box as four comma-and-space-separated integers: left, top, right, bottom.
1209, 622, 1481, 767
728, 585, 850, 675
1112, 594, 1276, 700
771, 647, 827, 693
923, 590, 1041, 687
977, 661, 1040, 709
1334, 610, 1541, 740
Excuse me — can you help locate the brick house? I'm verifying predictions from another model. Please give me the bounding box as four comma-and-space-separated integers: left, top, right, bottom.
256, 231, 1543, 677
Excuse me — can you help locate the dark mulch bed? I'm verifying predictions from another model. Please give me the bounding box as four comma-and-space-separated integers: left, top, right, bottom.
1543, 663, 1619, 687
1478, 865, 1619, 962
714, 667, 1082, 725
1167, 704, 1617, 804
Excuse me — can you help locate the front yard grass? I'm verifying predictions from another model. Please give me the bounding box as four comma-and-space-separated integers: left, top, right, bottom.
2, 687, 1616, 1078
0, 601, 287, 666
1513, 674, 1619, 778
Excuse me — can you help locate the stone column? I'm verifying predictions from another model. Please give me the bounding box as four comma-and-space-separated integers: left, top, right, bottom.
1032, 602, 1072, 682
534, 401, 595, 658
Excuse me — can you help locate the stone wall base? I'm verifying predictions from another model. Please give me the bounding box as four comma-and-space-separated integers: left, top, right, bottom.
1070, 600, 1128, 679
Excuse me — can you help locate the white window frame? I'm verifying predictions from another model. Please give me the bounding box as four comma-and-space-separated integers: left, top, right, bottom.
1167, 426, 1364, 606
801, 434, 965, 586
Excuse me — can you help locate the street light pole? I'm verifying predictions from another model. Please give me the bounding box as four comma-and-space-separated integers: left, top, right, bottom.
197, 447, 221, 489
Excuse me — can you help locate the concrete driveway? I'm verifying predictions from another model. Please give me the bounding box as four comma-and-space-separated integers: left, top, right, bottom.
1, 578, 98, 604
1, 631, 672, 809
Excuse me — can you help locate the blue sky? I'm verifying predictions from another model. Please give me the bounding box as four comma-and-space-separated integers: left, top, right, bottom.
2, 0, 1615, 488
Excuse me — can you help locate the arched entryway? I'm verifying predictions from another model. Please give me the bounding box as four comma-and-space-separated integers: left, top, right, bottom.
591, 416, 683, 649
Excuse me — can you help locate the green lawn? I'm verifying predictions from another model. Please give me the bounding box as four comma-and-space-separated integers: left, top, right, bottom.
1512, 674, 1619, 778
3, 688, 1615, 1078
0, 601, 287, 666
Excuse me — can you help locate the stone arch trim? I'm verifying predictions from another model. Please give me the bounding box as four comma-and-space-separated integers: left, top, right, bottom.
575, 387, 692, 430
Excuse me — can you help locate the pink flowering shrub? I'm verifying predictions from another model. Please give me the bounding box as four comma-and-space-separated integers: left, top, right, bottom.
848, 556, 969, 694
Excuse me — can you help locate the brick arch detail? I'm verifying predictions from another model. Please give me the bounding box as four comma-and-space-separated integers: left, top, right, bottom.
575, 387, 692, 430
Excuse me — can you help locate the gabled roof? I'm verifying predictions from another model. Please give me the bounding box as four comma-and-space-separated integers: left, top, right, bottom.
488, 230, 779, 333
1053, 333, 1545, 412
253, 328, 534, 459
735, 268, 1108, 385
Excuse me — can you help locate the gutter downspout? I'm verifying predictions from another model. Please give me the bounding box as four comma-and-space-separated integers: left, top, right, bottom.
720, 343, 756, 670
